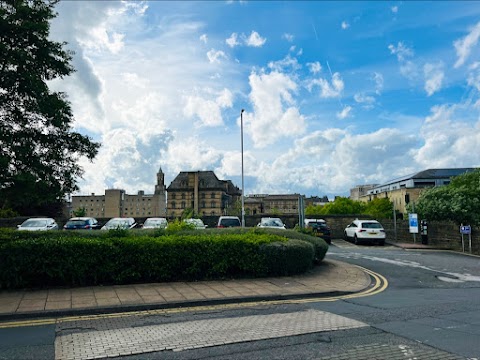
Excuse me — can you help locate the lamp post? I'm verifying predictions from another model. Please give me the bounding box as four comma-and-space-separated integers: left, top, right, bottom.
240, 109, 245, 228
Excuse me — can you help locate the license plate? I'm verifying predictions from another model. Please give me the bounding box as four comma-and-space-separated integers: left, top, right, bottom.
368, 232, 377, 235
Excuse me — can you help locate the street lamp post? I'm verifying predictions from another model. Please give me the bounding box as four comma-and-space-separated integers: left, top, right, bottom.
240, 109, 245, 228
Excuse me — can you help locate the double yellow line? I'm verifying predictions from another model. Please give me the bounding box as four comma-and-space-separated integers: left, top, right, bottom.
0, 266, 388, 329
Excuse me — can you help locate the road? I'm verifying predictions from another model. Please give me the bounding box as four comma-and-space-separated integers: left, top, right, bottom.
1, 240, 480, 359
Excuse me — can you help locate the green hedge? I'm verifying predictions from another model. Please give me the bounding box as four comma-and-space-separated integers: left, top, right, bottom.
0, 229, 325, 289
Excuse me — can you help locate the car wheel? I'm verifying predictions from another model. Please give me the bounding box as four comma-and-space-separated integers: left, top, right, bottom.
379, 240, 385, 246
354, 235, 360, 245
344, 231, 348, 241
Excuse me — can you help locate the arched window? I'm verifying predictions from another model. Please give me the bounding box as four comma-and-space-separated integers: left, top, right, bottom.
181, 193, 186, 199
181, 201, 186, 209
211, 192, 215, 199
211, 201, 216, 208
201, 201, 206, 208
171, 202, 176, 209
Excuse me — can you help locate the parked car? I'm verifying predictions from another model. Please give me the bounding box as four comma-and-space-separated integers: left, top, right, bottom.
184, 218, 207, 229
304, 218, 331, 244
17, 218, 58, 231
142, 217, 168, 229
63, 217, 100, 230
217, 216, 241, 228
101, 217, 136, 230
344, 219, 386, 245
257, 217, 286, 229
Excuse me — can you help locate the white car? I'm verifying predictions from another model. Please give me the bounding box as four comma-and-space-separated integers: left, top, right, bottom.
142, 217, 168, 229
17, 218, 58, 231
101, 218, 136, 230
344, 219, 386, 245
257, 217, 286, 229
184, 218, 207, 229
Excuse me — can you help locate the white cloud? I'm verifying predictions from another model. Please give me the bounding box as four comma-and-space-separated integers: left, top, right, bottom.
391, 6, 398, 13
341, 21, 349, 30
337, 106, 352, 119
424, 62, 444, 96
373, 72, 384, 95
388, 42, 414, 62
183, 88, 233, 127
415, 104, 480, 167
207, 49, 227, 63
454, 21, 480, 68
354, 93, 375, 109
268, 55, 301, 72
246, 71, 306, 147
245, 31, 267, 47
200, 34, 208, 43
283, 33, 294, 42
307, 61, 322, 74
226, 32, 240, 47
307, 73, 345, 98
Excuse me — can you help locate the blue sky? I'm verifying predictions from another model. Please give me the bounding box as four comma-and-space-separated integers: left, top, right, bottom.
49, 1, 480, 199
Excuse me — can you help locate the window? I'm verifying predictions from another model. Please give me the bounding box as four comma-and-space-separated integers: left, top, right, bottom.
182, 193, 186, 199
172, 202, 176, 209
211, 192, 215, 199
201, 201, 206, 208
171, 194, 176, 199
181, 201, 186, 209
211, 201, 216, 208
201, 193, 206, 199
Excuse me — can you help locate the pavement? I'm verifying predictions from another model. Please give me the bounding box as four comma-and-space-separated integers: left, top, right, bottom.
0, 259, 372, 321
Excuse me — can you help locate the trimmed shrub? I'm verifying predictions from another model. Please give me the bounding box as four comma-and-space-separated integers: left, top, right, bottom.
259, 239, 315, 276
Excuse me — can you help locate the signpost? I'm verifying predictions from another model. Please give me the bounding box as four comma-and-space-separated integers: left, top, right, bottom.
409, 213, 418, 243
460, 225, 472, 253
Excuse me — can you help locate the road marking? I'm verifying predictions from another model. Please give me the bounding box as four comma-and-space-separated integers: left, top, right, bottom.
55, 309, 368, 360
0, 266, 387, 329
330, 252, 480, 283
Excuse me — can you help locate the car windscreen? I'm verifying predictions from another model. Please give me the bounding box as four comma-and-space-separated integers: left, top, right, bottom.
144, 220, 165, 226
221, 219, 240, 226
22, 220, 47, 227
362, 222, 383, 229
66, 220, 88, 226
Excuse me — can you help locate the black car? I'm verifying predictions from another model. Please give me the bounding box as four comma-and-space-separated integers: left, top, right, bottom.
310, 222, 331, 243
63, 217, 100, 230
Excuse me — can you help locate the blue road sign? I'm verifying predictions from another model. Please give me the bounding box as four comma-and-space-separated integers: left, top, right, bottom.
460, 225, 471, 235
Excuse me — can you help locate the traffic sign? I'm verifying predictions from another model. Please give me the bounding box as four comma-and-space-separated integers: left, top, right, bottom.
460, 225, 471, 235
409, 213, 418, 234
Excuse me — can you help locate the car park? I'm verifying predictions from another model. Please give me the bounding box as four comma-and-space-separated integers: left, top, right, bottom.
101, 217, 136, 230
63, 217, 100, 230
304, 218, 331, 244
217, 216, 241, 228
142, 217, 168, 229
257, 217, 286, 229
184, 218, 207, 229
17, 218, 58, 231
344, 219, 386, 245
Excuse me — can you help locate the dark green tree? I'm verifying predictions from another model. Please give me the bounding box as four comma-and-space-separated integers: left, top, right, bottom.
0, 0, 100, 215
413, 169, 480, 225
320, 197, 365, 215
363, 197, 393, 219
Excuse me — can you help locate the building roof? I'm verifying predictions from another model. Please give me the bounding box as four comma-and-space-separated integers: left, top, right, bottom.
378, 168, 476, 187
167, 171, 240, 194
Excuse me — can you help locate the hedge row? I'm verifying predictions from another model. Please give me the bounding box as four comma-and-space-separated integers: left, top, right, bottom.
0, 229, 328, 289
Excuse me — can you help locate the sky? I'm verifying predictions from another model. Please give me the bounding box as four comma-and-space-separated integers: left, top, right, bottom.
48, 1, 480, 199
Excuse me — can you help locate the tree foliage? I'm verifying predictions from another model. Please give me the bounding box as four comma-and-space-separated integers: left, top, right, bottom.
319, 197, 366, 215
363, 197, 394, 219
414, 169, 480, 225
0, 0, 100, 215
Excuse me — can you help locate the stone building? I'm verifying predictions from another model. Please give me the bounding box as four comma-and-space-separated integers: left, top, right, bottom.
244, 194, 302, 215
71, 168, 167, 218
166, 171, 241, 218
349, 184, 378, 201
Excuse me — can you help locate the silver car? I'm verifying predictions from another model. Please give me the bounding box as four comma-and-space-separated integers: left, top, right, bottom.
142, 218, 168, 229
17, 218, 59, 231
101, 218, 136, 230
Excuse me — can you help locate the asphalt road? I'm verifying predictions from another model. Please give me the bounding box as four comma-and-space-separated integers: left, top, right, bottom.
1, 240, 479, 359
